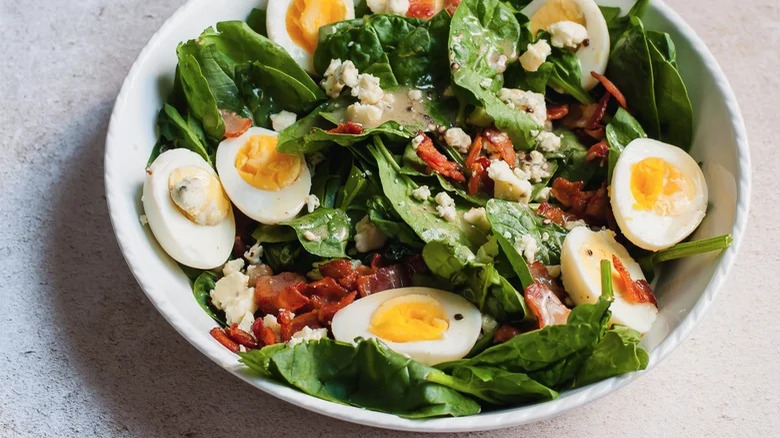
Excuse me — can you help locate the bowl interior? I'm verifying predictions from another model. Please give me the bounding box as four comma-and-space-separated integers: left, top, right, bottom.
104, 0, 749, 432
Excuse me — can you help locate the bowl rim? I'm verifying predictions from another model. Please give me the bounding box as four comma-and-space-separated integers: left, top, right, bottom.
104, 0, 751, 432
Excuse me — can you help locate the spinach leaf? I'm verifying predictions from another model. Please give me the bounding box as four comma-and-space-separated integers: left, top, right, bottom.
484, 271, 534, 324
252, 224, 297, 243
602, 0, 650, 47
263, 242, 304, 273
388, 11, 452, 87
605, 107, 646, 182
422, 241, 469, 284
176, 51, 226, 139
157, 104, 212, 164
246, 8, 267, 36
540, 31, 593, 105
192, 271, 226, 325
286, 208, 352, 258
367, 196, 424, 247
495, 233, 534, 288
504, 62, 553, 95
575, 325, 649, 387
647, 35, 693, 149
428, 366, 557, 405
240, 338, 481, 418
485, 199, 567, 265
549, 128, 596, 184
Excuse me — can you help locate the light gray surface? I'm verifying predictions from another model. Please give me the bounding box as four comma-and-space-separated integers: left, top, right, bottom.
0, 0, 778, 436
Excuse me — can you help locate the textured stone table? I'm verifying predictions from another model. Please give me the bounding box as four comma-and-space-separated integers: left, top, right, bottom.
1, 1, 778, 436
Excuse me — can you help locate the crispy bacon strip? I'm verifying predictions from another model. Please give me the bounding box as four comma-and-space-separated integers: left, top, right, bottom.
525, 283, 571, 328
528, 261, 567, 302
483, 128, 516, 168
251, 318, 277, 347
356, 264, 411, 297
210, 327, 240, 353
493, 325, 521, 344
612, 255, 657, 305
551, 178, 616, 228
327, 121, 364, 135
318, 291, 358, 324
551, 178, 590, 211
227, 324, 258, 349
301, 277, 349, 301
591, 71, 628, 109
585, 141, 610, 163
416, 134, 466, 182
465, 135, 483, 170
289, 311, 322, 335
278, 310, 294, 342
407, 0, 436, 18
468, 162, 486, 195
536, 202, 577, 227
586, 92, 611, 130
547, 104, 570, 120
220, 109, 252, 138
255, 272, 309, 314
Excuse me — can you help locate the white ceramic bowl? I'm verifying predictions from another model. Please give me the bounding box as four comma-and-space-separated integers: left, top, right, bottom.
104, 0, 750, 432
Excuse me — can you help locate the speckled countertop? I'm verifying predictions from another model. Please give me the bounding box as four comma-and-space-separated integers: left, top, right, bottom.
1, 0, 778, 436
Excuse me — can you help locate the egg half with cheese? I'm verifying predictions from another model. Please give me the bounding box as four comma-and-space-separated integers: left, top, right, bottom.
331, 287, 482, 365
523, 0, 609, 90
561, 227, 658, 333
143, 149, 236, 269
266, 0, 355, 73
610, 138, 708, 251
216, 126, 311, 225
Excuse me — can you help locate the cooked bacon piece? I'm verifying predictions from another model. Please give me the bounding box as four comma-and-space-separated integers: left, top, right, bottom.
318, 291, 358, 324
370, 253, 386, 270
356, 264, 411, 297
483, 128, 516, 168
591, 71, 628, 109
551, 178, 616, 228
551, 178, 590, 211
536, 202, 576, 227
407, 0, 436, 19
227, 324, 258, 349
251, 317, 278, 346
319, 259, 354, 279
612, 255, 657, 306
210, 327, 240, 353
528, 261, 567, 302
493, 325, 521, 343
445, 0, 462, 15
586, 92, 611, 130
255, 272, 309, 314
465, 135, 483, 169
416, 133, 466, 182
278, 310, 294, 342
327, 121, 364, 135
301, 277, 349, 302
525, 283, 571, 328
404, 254, 429, 275
562, 103, 599, 130
585, 141, 610, 163
547, 104, 570, 120
220, 109, 252, 138
583, 126, 606, 140
290, 311, 322, 334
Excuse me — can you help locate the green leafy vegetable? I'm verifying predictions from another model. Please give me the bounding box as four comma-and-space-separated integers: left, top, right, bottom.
428, 365, 557, 405
639, 234, 732, 282
252, 224, 297, 244
157, 104, 212, 164
286, 208, 352, 258
192, 271, 225, 325
605, 107, 647, 182
575, 325, 649, 386
485, 199, 567, 265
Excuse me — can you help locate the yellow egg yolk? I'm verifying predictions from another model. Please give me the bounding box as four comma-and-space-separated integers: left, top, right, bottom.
630, 157, 695, 215
286, 0, 347, 54
168, 166, 230, 226
530, 0, 586, 35
234, 134, 303, 191
369, 294, 450, 343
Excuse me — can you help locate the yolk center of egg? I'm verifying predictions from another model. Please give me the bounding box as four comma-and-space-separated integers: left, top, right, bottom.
369, 294, 450, 343
630, 157, 695, 215
286, 0, 347, 54
235, 135, 303, 191
168, 166, 230, 226
530, 0, 586, 35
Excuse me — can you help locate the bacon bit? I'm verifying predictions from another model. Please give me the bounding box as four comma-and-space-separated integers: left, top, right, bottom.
562, 103, 598, 130
591, 71, 628, 109
327, 121, 364, 135
416, 133, 466, 182
583, 125, 606, 140
468, 163, 485, 195
319, 259, 354, 279
255, 272, 309, 314
551, 178, 616, 229
537, 202, 576, 227
483, 128, 516, 168
251, 318, 277, 347
551, 178, 589, 211
301, 277, 348, 302
290, 311, 322, 335
445, 0, 462, 15
525, 283, 571, 328
586, 92, 611, 130
404, 254, 429, 275
407, 0, 436, 19
370, 253, 386, 270
465, 135, 483, 169
318, 291, 358, 324
493, 325, 521, 343
227, 324, 258, 349
584, 185, 616, 229
278, 310, 294, 342
220, 109, 252, 139
356, 264, 411, 297
612, 255, 657, 306
547, 104, 570, 120
528, 261, 567, 302
210, 327, 240, 353
585, 141, 610, 163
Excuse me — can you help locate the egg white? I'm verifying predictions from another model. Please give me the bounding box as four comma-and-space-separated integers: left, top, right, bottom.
266, 0, 355, 73
142, 149, 236, 270
610, 138, 708, 251
331, 287, 482, 366
561, 227, 658, 333
216, 126, 311, 225
523, 0, 610, 91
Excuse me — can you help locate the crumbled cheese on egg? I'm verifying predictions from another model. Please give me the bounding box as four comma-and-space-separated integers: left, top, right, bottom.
303, 231, 319, 242
411, 185, 431, 201
519, 40, 551, 72
517, 234, 539, 264
487, 159, 533, 203
346, 102, 383, 127
287, 326, 330, 347
498, 88, 547, 125
351, 73, 384, 105
270, 110, 297, 132
210, 269, 256, 326
354, 215, 388, 253
244, 242, 263, 264
536, 131, 562, 153
304, 194, 321, 213
444, 127, 472, 154
548, 21, 588, 49
463, 207, 491, 230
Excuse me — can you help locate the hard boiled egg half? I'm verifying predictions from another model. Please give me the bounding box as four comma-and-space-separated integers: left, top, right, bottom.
267, 0, 355, 73
561, 227, 658, 333
217, 127, 311, 225
523, 0, 610, 90
331, 287, 482, 366
143, 149, 236, 270
611, 138, 708, 251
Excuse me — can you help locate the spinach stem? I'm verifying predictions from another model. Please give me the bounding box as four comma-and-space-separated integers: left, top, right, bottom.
650, 234, 733, 264
600, 259, 613, 299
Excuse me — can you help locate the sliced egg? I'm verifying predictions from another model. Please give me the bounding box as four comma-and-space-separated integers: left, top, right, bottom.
561, 227, 658, 333
216, 126, 311, 225
331, 287, 481, 366
267, 0, 355, 73
142, 149, 236, 269
523, 0, 610, 90
611, 138, 708, 251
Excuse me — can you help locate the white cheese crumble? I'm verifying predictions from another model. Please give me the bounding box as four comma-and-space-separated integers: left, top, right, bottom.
519, 40, 551, 72
411, 185, 431, 201
263, 314, 281, 340
237, 311, 255, 334
546, 265, 562, 278
139, 214, 148, 226
487, 159, 533, 203
320, 59, 360, 97
287, 326, 330, 347
351, 73, 384, 105
480, 77, 493, 89
303, 231, 319, 241
517, 234, 539, 264
536, 131, 562, 153
498, 88, 547, 125
366, 0, 410, 15
434, 192, 457, 222
346, 102, 383, 127
411, 134, 425, 149
444, 127, 472, 154
564, 219, 588, 230
354, 215, 388, 253
244, 242, 263, 264
535, 186, 552, 202
516, 150, 552, 183
481, 314, 499, 334
223, 258, 245, 276
548, 21, 588, 49
304, 194, 321, 213
408, 89, 423, 101
463, 207, 491, 230
490, 53, 509, 73
210, 269, 256, 326
269, 110, 297, 132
